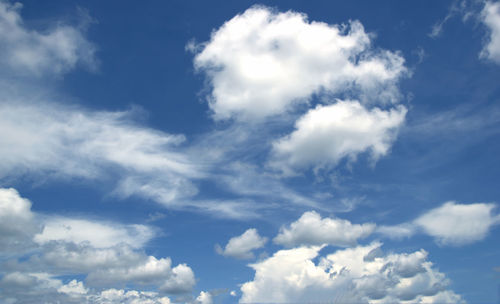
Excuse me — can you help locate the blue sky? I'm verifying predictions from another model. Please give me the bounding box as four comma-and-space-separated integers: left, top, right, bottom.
1, 0, 500, 303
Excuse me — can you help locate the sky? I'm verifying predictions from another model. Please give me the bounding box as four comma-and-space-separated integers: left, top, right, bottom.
0, 0, 500, 303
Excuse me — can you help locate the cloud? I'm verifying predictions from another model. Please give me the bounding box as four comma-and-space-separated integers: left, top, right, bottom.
0, 0, 96, 76
273, 210, 375, 247
480, 1, 500, 63
216, 228, 267, 259
270, 100, 407, 174
87, 256, 195, 294
95, 288, 172, 304
414, 201, 500, 246
192, 6, 407, 120
0, 188, 40, 254
0, 101, 268, 219
195, 291, 213, 304
376, 223, 416, 240
0, 188, 196, 302
0, 101, 205, 209
378, 201, 500, 246
34, 217, 154, 249
240, 242, 463, 303
0, 274, 173, 304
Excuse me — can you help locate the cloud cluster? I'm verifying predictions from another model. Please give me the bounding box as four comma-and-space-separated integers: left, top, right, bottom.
193, 6, 406, 120
240, 242, 464, 303
192, 6, 409, 176
216, 228, 267, 259
0, 188, 196, 303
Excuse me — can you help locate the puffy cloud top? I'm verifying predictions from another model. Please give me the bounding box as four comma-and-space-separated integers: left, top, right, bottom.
415, 201, 500, 246
216, 228, 267, 259
274, 210, 375, 247
240, 242, 463, 303
193, 6, 407, 120
270, 100, 407, 174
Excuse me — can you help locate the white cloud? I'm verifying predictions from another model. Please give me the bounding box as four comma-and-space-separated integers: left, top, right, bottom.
0, 187, 40, 254
414, 201, 500, 246
34, 217, 154, 249
273, 210, 375, 247
0, 101, 203, 208
195, 291, 213, 304
480, 1, 500, 63
193, 6, 407, 120
87, 256, 195, 294
34, 217, 154, 248
216, 228, 267, 259
0, 274, 173, 304
376, 223, 416, 239
377, 201, 500, 246
0, 0, 96, 75
0, 188, 197, 302
270, 100, 406, 174
96, 288, 172, 304
240, 242, 463, 303
57, 279, 88, 297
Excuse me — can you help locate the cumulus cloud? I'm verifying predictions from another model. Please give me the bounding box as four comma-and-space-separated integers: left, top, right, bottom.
414, 201, 500, 246
240, 242, 463, 303
216, 228, 267, 259
87, 256, 195, 294
0, 274, 173, 304
0, 188, 196, 302
0, 188, 40, 253
195, 291, 213, 304
95, 288, 172, 304
192, 6, 407, 120
270, 101, 407, 174
274, 210, 375, 247
0, 0, 96, 75
480, 1, 500, 63
378, 201, 500, 246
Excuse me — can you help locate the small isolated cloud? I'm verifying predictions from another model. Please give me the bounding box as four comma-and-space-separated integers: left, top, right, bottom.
273, 211, 375, 247
270, 100, 407, 174
195, 291, 213, 304
0, 0, 97, 76
414, 201, 500, 246
480, 1, 500, 63
240, 242, 463, 303
378, 201, 500, 246
192, 6, 407, 120
216, 228, 267, 259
